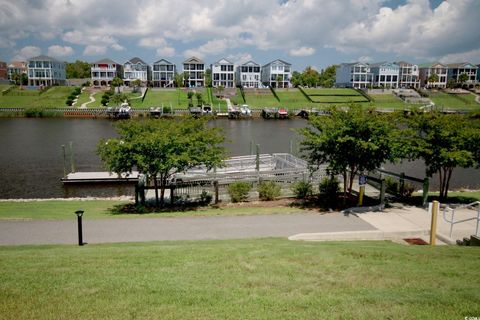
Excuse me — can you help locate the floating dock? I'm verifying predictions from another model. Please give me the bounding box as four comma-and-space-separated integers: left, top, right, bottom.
62, 171, 139, 183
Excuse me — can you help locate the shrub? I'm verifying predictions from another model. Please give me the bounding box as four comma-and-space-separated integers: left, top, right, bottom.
66, 98, 74, 106
319, 177, 339, 203
163, 106, 172, 114
24, 108, 43, 117
228, 182, 252, 202
258, 181, 281, 201
292, 181, 313, 199
385, 176, 415, 198
200, 190, 213, 205
101, 98, 109, 106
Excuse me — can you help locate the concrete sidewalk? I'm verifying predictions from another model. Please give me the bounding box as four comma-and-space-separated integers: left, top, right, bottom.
289, 204, 479, 244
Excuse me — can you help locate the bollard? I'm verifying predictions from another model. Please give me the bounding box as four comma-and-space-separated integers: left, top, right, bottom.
358, 185, 365, 206
430, 201, 439, 245
75, 210, 84, 246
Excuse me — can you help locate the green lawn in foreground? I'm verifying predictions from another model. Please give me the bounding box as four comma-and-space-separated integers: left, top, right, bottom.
0, 200, 307, 220
302, 88, 359, 95
429, 92, 480, 110
74, 90, 92, 107
0, 239, 478, 319
0, 86, 73, 108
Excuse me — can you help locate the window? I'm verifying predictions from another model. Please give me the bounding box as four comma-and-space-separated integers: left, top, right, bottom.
386, 75, 391, 82
228, 65, 233, 71
254, 67, 260, 73
221, 65, 226, 71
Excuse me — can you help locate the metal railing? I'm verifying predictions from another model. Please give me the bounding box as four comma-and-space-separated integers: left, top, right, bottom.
442, 201, 480, 238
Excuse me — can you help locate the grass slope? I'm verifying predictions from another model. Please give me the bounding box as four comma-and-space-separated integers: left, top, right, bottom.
0, 200, 307, 220
275, 89, 312, 108
0, 86, 73, 108
0, 239, 479, 319
244, 90, 279, 108
430, 92, 480, 110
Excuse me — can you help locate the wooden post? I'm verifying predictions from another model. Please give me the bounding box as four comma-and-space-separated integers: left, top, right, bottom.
422, 178, 429, 207
134, 184, 139, 205
358, 185, 365, 206
214, 181, 219, 204
255, 144, 260, 172
170, 187, 175, 205
430, 200, 439, 245
69, 141, 75, 173
62, 144, 67, 177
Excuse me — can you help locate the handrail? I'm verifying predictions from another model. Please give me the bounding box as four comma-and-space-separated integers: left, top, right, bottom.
442, 201, 480, 238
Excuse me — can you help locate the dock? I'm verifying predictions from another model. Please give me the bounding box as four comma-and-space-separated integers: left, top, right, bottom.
62, 171, 139, 183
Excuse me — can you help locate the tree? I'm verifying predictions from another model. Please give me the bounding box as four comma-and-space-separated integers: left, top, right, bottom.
183, 71, 190, 87
397, 112, 480, 200
195, 92, 203, 107
215, 85, 225, 98
290, 71, 302, 87
174, 73, 183, 87
205, 68, 212, 87
458, 73, 469, 86
66, 60, 91, 79
97, 118, 226, 207
299, 106, 396, 199
131, 79, 141, 93
276, 75, 283, 88
319, 65, 336, 88
427, 73, 439, 87
111, 76, 123, 93
110, 93, 129, 106
301, 66, 320, 88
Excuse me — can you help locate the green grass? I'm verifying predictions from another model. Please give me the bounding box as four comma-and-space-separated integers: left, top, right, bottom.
244, 89, 280, 108
0, 86, 73, 108
0, 200, 307, 221
275, 89, 312, 108
0, 239, 479, 319
302, 88, 359, 95
74, 90, 92, 107
429, 92, 480, 110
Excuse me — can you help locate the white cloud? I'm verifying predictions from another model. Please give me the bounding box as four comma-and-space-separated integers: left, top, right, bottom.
13, 46, 41, 60
111, 43, 124, 51
156, 46, 176, 57
48, 45, 74, 57
439, 48, 480, 64
289, 47, 315, 57
226, 52, 253, 65
358, 56, 373, 63
83, 45, 107, 56
139, 37, 167, 48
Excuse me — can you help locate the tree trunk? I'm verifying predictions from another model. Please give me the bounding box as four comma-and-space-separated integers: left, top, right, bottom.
153, 176, 159, 207
343, 170, 347, 204
348, 165, 356, 195
438, 169, 444, 200
444, 167, 453, 200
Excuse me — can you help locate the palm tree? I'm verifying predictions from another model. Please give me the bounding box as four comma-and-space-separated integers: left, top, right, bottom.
111, 76, 123, 93
276, 75, 283, 88
427, 73, 439, 88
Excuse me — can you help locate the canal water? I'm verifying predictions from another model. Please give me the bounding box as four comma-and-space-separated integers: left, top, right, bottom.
0, 118, 479, 199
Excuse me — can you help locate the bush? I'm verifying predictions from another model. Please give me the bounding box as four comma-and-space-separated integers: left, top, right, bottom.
258, 181, 281, 201
163, 106, 172, 113
200, 190, 213, 205
228, 182, 252, 203
292, 181, 313, 199
319, 177, 339, 203
66, 98, 73, 106
24, 108, 43, 117
101, 98, 109, 106
385, 176, 415, 198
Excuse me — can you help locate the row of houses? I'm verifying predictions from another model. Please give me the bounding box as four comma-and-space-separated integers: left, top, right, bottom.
336, 61, 479, 89
91, 56, 292, 89
2, 55, 479, 89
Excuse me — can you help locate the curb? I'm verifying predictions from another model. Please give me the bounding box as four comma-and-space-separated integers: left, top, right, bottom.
288, 229, 429, 242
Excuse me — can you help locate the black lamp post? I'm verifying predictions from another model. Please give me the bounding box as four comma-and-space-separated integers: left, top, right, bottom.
75, 210, 84, 246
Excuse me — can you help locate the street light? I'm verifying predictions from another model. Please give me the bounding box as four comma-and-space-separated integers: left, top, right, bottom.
75, 210, 84, 246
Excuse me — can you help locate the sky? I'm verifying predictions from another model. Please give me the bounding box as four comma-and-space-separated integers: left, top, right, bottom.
0, 0, 479, 71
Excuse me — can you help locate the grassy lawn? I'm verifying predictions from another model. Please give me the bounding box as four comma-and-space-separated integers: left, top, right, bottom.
275, 89, 312, 108
430, 92, 480, 110
0, 86, 73, 108
244, 90, 280, 108
0, 200, 308, 221
74, 90, 92, 107
0, 239, 478, 319
302, 88, 358, 95
364, 93, 420, 109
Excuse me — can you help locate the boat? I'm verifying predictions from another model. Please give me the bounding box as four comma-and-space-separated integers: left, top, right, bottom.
106, 101, 131, 119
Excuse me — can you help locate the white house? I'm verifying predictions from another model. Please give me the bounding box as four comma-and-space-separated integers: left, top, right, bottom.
123, 57, 150, 86
183, 56, 205, 87
447, 62, 478, 86
236, 61, 262, 88
91, 58, 122, 87
152, 59, 176, 87
370, 62, 400, 88
396, 61, 420, 88
335, 62, 373, 88
419, 62, 448, 88
27, 55, 66, 86
261, 59, 292, 88
211, 58, 235, 88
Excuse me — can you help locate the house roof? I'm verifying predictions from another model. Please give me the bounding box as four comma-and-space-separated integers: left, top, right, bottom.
92, 58, 118, 65
183, 56, 204, 64
240, 60, 260, 67
369, 61, 399, 68
263, 59, 291, 67
446, 62, 478, 69
153, 58, 174, 65
213, 58, 233, 65
126, 57, 147, 65
338, 62, 369, 67
418, 62, 447, 68
395, 61, 416, 67
8, 61, 26, 68
28, 55, 62, 63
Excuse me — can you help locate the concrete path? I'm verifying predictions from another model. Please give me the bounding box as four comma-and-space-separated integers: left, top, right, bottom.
80, 92, 96, 109
290, 204, 479, 244
0, 212, 375, 246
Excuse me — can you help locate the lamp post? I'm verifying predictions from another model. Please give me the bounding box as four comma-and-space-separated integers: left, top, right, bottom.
75, 210, 84, 246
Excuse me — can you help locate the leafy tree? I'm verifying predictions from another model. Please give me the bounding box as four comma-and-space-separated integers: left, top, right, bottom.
131, 79, 141, 93
447, 78, 456, 89
195, 92, 203, 107
111, 76, 123, 93
110, 93, 129, 106
396, 112, 480, 200
427, 73, 439, 87
183, 71, 190, 87
299, 106, 396, 199
205, 68, 212, 87
290, 71, 302, 87
66, 60, 91, 79
319, 65, 336, 88
215, 85, 225, 97
174, 73, 183, 87
458, 73, 469, 85
301, 66, 320, 88
97, 118, 226, 207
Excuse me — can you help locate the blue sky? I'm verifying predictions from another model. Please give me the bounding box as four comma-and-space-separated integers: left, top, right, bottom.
0, 0, 479, 71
